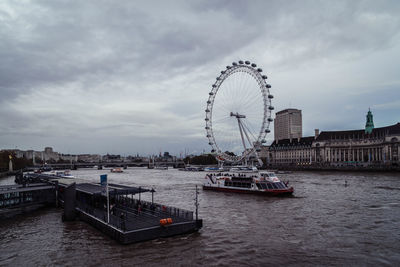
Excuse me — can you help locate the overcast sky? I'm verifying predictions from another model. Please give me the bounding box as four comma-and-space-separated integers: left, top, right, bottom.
1, 0, 399, 156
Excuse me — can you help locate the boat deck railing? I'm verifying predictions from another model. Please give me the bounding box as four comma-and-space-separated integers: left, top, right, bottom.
118, 196, 194, 220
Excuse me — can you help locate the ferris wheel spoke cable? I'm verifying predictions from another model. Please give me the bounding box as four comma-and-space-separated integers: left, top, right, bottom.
240, 97, 262, 116
236, 71, 246, 108
240, 78, 262, 108
235, 71, 255, 114
239, 93, 259, 116
238, 71, 252, 110
220, 91, 236, 115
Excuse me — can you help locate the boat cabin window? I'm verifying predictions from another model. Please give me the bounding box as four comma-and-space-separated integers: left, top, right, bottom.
271, 183, 278, 189
266, 183, 273, 190
277, 182, 286, 189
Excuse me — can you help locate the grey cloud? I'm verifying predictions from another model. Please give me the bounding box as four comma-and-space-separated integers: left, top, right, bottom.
0, 0, 399, 154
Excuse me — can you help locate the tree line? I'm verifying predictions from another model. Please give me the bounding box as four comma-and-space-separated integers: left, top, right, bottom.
0, 151, 33, 172
183, 154, 218, 165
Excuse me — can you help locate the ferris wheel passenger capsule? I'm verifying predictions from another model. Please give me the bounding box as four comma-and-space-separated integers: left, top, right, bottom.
209, 142, 213, 145
268, 94, 274, 99
261, 139, 266, 143
209, 92, 214, 95
216, 77, 220, 80
251, 63, 257, 67
238, 60, 244, 64
266, 84, 271, 88
226, 66, 231, 69
207, 100, 211, 104
212, 84, 216, 88
256, 148, 261, 152
268, 106, 274, 110
221, 70, 225, 74
205, 118, 209, 121
268, 118, 273, 122
257, 68, 262, 72
265, 129, 271, 133
211, 149, 215, 153
205, 109, 210, 112
205, 126, 210, 130
245, 61, 250, 65
262, 75, 268, 79
207, 134, 211, 137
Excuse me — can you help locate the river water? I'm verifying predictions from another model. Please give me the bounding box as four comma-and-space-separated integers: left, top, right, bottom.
1, 168, 400, 266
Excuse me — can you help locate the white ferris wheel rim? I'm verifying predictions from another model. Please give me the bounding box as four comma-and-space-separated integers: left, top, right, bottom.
205, 61, 274, 163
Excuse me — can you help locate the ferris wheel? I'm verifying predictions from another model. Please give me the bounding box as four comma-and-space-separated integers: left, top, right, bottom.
205, 60, 274, 164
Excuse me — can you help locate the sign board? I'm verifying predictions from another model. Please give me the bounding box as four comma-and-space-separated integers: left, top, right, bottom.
100, 174, 107, 196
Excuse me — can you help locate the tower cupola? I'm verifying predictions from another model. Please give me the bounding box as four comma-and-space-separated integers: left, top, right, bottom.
365, 108, 374, 134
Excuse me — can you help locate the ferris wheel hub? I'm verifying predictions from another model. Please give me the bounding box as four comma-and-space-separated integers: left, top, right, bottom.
230, 112, 246, 119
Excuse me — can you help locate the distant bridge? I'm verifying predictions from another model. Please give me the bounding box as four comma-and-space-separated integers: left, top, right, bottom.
31, 161, 185, 170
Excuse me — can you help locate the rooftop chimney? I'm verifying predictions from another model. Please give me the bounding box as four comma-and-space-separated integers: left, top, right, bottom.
314, 129, 319, 139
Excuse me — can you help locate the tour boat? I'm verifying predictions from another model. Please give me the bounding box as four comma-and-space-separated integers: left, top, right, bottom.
110, 168, 123, 173
203, 171, 293, 196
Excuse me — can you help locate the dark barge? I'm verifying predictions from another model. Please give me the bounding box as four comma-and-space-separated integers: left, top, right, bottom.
0, 183, 55, 219
72, 181, 202, 244
1, 173, 202, 244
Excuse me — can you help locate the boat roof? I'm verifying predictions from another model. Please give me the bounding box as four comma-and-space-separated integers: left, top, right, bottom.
259, 171, 277, 175
76, 183, 154, 196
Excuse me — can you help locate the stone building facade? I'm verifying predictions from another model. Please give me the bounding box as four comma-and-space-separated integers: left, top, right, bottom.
265, 111, 400, 167
268, 137, 314, 165
313, 123, 400, 166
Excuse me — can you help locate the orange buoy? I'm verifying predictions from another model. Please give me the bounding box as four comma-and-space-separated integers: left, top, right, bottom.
160, 218, 173, 226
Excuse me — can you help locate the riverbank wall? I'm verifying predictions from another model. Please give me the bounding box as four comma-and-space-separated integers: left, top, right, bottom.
266, 164, 400, 172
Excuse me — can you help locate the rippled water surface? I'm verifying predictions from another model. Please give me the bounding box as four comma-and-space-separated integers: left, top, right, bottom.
1, 169, 400, 266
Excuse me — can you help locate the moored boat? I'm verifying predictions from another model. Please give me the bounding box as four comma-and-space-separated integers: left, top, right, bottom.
178, 165, 204, 171
203, 171, 293, 196
204, 166, 224, 172
155, 165, 168, 170
42, 170, 75, 178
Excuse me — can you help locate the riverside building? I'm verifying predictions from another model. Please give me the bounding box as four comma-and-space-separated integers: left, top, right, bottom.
267, 110, 400, 167
274, 108, 302, 142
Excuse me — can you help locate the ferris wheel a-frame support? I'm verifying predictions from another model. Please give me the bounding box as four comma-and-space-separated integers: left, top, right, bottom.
231, 112, 255, 166
230, 112, 264, 167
